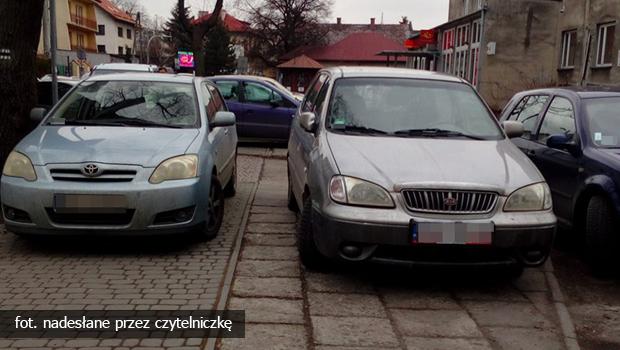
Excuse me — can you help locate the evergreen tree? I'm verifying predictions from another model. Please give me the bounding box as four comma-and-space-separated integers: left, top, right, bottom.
163, 4, 192, 52
203, 21, 237, 76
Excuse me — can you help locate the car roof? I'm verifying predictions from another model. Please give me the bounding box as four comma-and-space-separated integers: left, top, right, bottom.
320, 66, 466, 83
93, 63, 157, 71
514, 86, 620, 99
38, 75, 80, 85
210, 74, 276, 83
85, 73, 197, 84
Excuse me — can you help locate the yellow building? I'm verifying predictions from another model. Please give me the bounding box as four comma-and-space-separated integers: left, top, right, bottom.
39, 0, 100, 76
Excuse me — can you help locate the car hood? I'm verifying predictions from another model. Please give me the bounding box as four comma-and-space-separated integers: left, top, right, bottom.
326, 133, 544, 196
17, 126, 200, 167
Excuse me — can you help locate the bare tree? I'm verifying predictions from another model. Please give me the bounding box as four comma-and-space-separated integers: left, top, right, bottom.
110, 0, 142, 16
0, 0, 45, 176
242, 0, 332, 66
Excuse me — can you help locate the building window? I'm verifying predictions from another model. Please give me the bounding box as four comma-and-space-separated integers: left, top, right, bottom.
118, 46, 124, 55
75, 5, 83, 25
97, 25, 105, 36
77, 33, 85, 48
441, 29, 454, 74
118, 27, 123, 38
97, 45, 106, 53
596, 22, 615, 66
454, 24, 470, 79
464, 0, 470, 15
126, 29, 132, 39
126, 47, 132, 56
560, 30, 577, 69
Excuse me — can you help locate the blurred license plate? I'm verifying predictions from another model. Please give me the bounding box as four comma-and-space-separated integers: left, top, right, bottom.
411, 221, 493, 245
54, 194, 128, 214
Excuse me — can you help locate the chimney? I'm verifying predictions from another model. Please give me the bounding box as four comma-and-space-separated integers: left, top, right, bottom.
336, 17, 342, 25
219, 9, 227, 21
370, 18, 376, 28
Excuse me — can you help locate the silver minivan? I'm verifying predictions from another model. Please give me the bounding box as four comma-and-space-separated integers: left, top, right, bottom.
1, 73, 237, 239
287, 67, 556, 274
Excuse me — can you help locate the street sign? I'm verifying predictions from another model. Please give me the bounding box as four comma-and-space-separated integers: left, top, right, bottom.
178, 51, 195, 68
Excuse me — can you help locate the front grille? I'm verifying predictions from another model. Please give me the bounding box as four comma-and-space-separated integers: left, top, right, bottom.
46, 208, 135, 226
49, 168, 137, 182
402, 190, 498, 214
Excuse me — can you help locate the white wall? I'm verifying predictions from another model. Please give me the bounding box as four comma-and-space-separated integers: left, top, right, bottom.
94, 6, 135, 55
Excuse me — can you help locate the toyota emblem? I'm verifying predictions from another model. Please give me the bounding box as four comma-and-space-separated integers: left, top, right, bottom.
81, 164, 101, 177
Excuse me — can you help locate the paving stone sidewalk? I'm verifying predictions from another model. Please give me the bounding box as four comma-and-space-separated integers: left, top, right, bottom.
0, 156, 263, 350
220, 158, 570, 350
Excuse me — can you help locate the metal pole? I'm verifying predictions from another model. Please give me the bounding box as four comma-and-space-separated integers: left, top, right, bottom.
49, 0, 59, 104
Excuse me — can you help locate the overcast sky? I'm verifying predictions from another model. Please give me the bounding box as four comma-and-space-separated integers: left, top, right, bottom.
145, 0, 449, 29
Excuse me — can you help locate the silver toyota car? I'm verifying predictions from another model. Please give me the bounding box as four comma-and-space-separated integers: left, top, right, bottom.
1, 73, 237, 239
287, 67, 556, 274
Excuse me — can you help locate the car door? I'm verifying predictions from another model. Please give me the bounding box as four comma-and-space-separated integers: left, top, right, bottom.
207, 83, 237, 184
213, 80, 246, 136
290, 73, 330, 200
530, 96, 581, 223
239, 81, 297, 140
502, 94, 551, 155
201, 82, 226, 178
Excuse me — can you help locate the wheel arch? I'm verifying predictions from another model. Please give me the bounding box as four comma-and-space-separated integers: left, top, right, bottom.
574, 175, 620, 231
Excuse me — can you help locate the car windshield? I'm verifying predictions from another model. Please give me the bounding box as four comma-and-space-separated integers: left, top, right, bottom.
326, 78, 503, 140
585, 97, 620, 148
47, 80, 199, 128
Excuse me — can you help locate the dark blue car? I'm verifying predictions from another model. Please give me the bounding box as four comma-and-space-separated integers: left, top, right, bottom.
208, 75, 300, 141
500, 87, 620, 269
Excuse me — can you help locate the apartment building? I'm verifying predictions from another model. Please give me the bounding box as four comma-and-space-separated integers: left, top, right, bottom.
93, 0, 136, 57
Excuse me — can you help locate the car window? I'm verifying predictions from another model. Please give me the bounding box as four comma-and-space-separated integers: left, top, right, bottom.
202, 83, 218, 122
243, 82, 274, 105
37, 82, 73, 108
207, 84, 227, 112
326, 78, 503, 139
302, 74, 327, 113
537, 96, 576, 143
214, 81, 240, 102
312, 78, 331, 116
47, 81, 199, 128
508, 95, 549, 139
585, 97, 620, 148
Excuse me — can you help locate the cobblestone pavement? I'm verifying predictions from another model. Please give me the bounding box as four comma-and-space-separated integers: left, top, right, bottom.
0, 155, 263, 350
221, 158, 572, 350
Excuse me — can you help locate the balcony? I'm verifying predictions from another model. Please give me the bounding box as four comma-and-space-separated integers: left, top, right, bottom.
70, 45, 97, 54
69, 14, 97, 31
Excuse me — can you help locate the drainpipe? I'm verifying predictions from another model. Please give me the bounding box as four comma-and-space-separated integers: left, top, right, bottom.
580, 0, 591, 86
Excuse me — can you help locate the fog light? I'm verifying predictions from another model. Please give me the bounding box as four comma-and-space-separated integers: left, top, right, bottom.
2, 205, 32, 223
5, 208, 16, 220
341, 245, 362, 259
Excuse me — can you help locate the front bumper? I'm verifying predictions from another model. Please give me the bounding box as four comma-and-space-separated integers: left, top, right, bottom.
312, 201, 557, 266
1, 173, 209, 236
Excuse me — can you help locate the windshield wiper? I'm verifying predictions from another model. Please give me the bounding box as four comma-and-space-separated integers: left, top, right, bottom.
333, 125, 388, 135
393, 128, 486, 140
64, 118, 183, 129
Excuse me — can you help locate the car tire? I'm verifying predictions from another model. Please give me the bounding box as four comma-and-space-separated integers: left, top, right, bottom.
287, 168, 299, 212
196, 178, 225, 241
297, 198, 329, 270
224, 157, 237, 197
585, 195, 617, 272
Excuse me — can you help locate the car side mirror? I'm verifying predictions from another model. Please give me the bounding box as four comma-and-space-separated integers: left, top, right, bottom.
501, 121, 524, 139
547, 134, 581, 155
30, 107, 47, 122
210, 111, 236, 129
299, 112, 317, 133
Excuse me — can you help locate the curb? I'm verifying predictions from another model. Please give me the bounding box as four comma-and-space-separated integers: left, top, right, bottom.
204, 179, 261, 350
544, 259, 581, 350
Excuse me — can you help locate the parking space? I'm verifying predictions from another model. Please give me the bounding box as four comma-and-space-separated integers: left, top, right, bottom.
0, 155, 263, 350
220, 158, 574, 350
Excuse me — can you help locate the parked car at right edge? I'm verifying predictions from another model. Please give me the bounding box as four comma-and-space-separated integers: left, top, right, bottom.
500, 87, 620, 271
287, 67, 557, 276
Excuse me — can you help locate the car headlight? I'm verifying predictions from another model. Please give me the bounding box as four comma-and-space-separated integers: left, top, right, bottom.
329, 176, 394, 208
504, 183, 552, 212
2, 151, 37, 181
149, 155, 198, 184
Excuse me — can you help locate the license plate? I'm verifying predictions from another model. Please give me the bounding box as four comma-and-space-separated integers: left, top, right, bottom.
53, 194, 128, 214
411, 220, 494, 245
